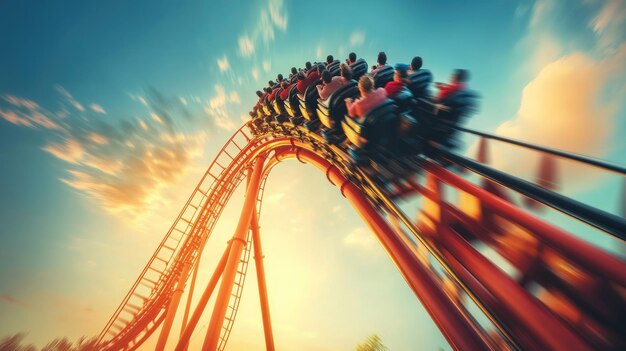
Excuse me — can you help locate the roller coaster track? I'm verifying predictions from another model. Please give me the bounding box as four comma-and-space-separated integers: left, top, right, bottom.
95, 117, 626, 350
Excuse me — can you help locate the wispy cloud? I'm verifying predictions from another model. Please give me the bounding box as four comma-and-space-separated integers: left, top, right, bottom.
204, 84, 243, 132
90, 104, 106, 114
217, 54, 230, 72
349, 30, 366, 47
2, 95, 61, 129
343, 226, 379, 252
490, 0, 626, 187
1, 87, 210, 220
237, 0, 288, 57
239, 35, 256, 57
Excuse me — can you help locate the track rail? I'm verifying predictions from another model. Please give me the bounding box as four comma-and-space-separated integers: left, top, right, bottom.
97, 118, 626, 350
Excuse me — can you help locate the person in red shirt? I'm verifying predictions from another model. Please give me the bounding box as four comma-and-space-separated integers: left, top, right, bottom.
434, 69, 469, 112
278, 81, 292, 100
435, 69, 468, 102
384, 63, 410, 98
267, 85, 279, 103
296, 65, 322, 95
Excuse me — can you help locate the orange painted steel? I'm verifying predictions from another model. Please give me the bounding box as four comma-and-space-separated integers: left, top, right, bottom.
203, 156, 267, 350
154, 259, 193, 351
270, 146, 490, 351
251, 207, 275, 351
96, 120, 626, 351
175, 241, 231, 351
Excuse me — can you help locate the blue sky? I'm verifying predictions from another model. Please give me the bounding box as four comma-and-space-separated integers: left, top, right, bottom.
1, 0, 625, 349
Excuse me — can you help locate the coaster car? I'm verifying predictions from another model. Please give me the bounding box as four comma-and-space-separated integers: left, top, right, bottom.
391, 87, 414, 113
407, 69, 433, 99
318, 80, 359, 144
349, 58, 369, 81
373, 65, 394, 88
298, 79, 322, 122
414, 89, 479, 151
297, 79, 322, 131
327, 60, 340, 76
342, 99, 399, 150
283, 85, 306, 125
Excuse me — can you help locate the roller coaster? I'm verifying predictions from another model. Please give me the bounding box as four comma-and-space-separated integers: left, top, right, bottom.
95, 57, 626, 351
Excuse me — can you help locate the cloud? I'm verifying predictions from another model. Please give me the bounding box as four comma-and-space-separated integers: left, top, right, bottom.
55, 85, 85, 112
204, 84, 243, 132
590, 0, 626, 50
90, 104, 106, 114
239, 35, 255, 57
1, 95, 61, 129
237, 0, 288, 58
490, 1, 626, 188
343, 227, 378, 252
251, 67, 260, 81
2, 87, 210, 220
4, 95, 39, 110
268, 0, 288, 30
217, 55, 230, 72
349, 30, 366, 46
229, 91, 241, 104
43, 139, 85, 164
0, 109, 34, 127
262, 60, 271, 73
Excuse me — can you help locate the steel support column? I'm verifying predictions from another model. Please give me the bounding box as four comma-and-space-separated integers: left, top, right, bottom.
155, 259, 193, 351
202, 156, 266, 350
251, 207, 275, 350
175, 241, 232, 351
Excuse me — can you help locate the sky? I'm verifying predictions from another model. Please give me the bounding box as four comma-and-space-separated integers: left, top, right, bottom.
0, 0, 625, 350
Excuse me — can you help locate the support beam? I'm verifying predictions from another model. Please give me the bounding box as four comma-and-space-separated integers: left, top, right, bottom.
155, 260, 193, 351
179, 238, 204, 348
175, 241, 231, 351
203, 156, 266, 350
251, 208, 275, 350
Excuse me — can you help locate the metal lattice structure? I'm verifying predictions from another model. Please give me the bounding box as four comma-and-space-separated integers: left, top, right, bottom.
95, 115, 626, 351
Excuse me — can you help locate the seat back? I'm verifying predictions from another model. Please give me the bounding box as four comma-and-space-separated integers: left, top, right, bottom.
299, 79, 321, 121
350, 58, 369, 81
407, 69, 433, 99
324, 80, 358, 128
263, 95, 273, 116
373, 65, 394, 88
327, 60, 340, 76
392, 87, 414, 112
272, 88, 287, 116
284, 85, 301, 117
432, 89, 479, 147
361, 99, 399, 146
341, 117, 365, 148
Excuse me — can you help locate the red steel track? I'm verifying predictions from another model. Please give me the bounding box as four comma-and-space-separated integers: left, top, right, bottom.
95, 121, 626, 351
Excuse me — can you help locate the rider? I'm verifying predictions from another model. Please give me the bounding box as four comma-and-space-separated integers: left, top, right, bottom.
345, 75, 388, 119
384, 63, 411, 98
